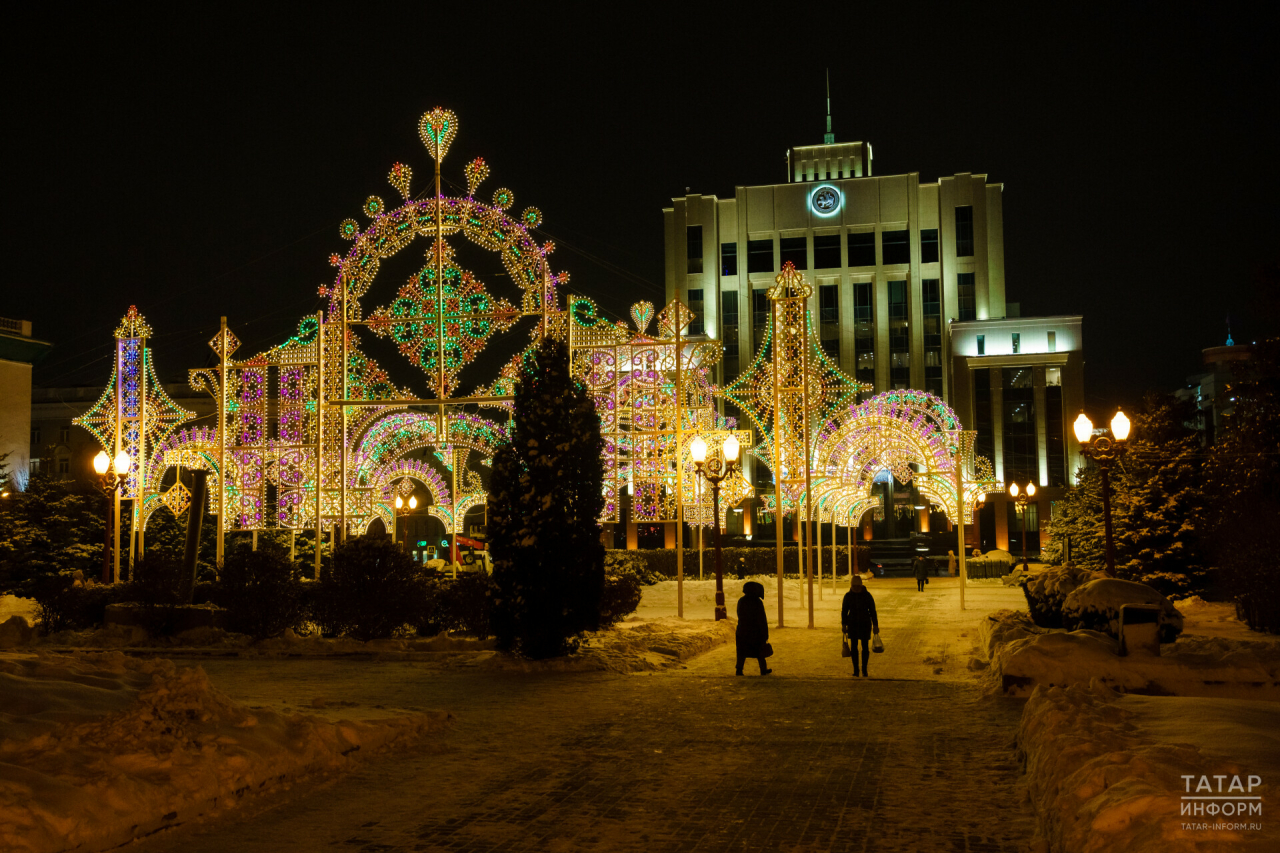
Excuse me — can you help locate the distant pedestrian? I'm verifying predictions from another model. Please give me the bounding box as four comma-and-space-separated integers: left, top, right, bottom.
842, 575, 879, 678
913, 556, 929, 592
948, 550, 957, 576
735, 581, 772, 676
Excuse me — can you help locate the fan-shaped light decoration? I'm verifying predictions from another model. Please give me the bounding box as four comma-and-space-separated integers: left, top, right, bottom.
418, 107, 458, 162
340, 219, 359, 240
364, 196, 385, 218
492, 187, 514, 210
631, 301, 655, 335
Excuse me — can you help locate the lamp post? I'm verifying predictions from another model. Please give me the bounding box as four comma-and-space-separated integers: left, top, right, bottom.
1007, 480, 1036, 570
92, 450, 131, 584
1073, 409, 1130, 577
690, 434, 741, 621
393, 494, 418, 551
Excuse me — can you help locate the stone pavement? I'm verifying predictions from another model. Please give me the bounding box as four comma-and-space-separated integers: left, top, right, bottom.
134, 579, 1036, 853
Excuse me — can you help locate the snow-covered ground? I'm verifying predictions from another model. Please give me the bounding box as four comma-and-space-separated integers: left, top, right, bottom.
1020, 681, 1277, 852
0, 651, 450, 853
979, 600, 1280, 699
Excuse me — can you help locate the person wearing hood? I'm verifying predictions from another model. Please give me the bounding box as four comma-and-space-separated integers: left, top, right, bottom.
735, 581, 772, 676
841, 575, 879, 678
912, 555, 929, 591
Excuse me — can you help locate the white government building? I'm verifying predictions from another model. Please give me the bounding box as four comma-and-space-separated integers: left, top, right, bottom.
662, 126, 1085, 554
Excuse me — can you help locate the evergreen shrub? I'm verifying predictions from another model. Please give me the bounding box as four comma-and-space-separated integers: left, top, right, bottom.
317, 537, 427, 641
219, 548, 305, 639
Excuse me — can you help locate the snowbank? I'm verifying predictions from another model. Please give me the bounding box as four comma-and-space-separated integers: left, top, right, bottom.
1062, 578, 1184, 641
485, 617, 735, 674
982, 610, 1280, 699
0, 651, 450, 853
1019, 681, 1278, 852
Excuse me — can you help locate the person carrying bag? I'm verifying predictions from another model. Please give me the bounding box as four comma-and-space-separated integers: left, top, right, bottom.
841, 575, 879, 678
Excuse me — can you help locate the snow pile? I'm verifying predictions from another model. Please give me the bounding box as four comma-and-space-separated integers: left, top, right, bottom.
982, 610, 1280, 699
1019, 681, 1278, 852
0, 651, 449, 853
1021, 564, 1106, 627
1062, 578, 1184, 642
487, 617, 735, 674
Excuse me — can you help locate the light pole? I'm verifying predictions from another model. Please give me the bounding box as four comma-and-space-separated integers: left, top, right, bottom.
1073, 409, 1130, 577
1007, 480, 1036, 570
393, 494, 418, 551
690, 433, 741, 621
92, 450, 131, 584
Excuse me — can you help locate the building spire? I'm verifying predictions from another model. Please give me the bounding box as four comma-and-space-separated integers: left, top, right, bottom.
824, 69, 834, 144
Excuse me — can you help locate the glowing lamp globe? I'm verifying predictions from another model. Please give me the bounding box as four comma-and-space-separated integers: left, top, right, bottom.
1009, 482, 1019, 498
1073, 413, 1094, 444
690, 436, 707, 464
93, 451, 110, 475
113, 451, 131, 474
395, 496, 404, 509
723, 434, 741, 463
409, 496, 418, 510
1027, 482, 1037, 497
1111, 410, 1131, 441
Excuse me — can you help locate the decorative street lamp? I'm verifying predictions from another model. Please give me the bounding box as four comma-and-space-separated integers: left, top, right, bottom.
92, 450, 131, 583
393, 493, 418, 551
690, 433, 741, 621
1073, 409, 1130, 577
1007, 480, 1037, 570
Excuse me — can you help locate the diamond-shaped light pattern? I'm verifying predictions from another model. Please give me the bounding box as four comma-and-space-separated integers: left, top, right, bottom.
366, 242, 518, 397
209, 328, 241, 360
161, 481, 192, 517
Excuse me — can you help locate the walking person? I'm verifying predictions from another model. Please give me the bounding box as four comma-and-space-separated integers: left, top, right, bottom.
735, 581, 772, 676
842, 575, 879, 678
913, 555, 929, 592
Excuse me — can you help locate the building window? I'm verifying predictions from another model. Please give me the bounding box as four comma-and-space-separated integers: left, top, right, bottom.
974, 368, 993, 463
977, 334, 985, 355
1046, 380, 1067, 487
921, 228, 939, 264
1012, 332, 1020, 354
687, 288, 704, 336
722, 291, 739, 374
779, 236, 807, 270
813, 234, 841, 269
819, 283, 840, 362
1008, 501, 1040, 554
1002, 367, 1037, 484
957, 272, 976, 321
888, 280, 909, 388
881, 230, 910, 265
59, 427, 70, 444
752, 289, 770, 342
955, 206, 974, 257
854, 281, 875, 387
1047, 330, 1056, 352
58, 456, 69, 475
686, 225, 703, 274
721, 243, 737, 276
847, 231, 876, 267
747, 239, 774, 274
31, 427, 40, 445
923, 279, 943, 396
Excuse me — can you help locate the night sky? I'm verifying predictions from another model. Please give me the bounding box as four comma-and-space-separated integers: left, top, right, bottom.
8, 7, 1277, 416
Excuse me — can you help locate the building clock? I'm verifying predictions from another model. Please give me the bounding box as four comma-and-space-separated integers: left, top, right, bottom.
810, 184, 841, 217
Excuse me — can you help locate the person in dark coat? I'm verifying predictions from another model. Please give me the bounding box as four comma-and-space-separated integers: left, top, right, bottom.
912, 556, 929, 592
841, 575, 879, 677
735, 581, 772, 676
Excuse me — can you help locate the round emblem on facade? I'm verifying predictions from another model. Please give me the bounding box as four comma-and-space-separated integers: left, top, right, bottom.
810, 185, 841, 217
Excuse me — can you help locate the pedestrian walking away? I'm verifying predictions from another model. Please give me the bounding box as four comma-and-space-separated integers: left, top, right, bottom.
841, 575, 879, 678
913, 555, 929, 592
735, 581, 772, 676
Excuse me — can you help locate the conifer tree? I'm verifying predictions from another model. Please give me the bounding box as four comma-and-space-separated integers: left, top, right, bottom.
489, 337, 606, 658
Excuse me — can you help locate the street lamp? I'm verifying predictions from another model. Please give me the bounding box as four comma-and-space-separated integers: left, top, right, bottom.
1007, 480, 1037, 570
93, 450, 131, 583
690, 433, 741, 621
393, 494, 418, 551
1073, 409, 1130, 577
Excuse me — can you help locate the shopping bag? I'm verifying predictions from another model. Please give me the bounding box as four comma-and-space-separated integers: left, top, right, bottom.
762, 642, 774, 658
841, 634, 852, 658
925, 576, 929, 584
871, 631, 884, 653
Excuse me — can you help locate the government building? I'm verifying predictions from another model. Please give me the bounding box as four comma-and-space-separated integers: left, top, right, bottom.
663, 131, 1085, 554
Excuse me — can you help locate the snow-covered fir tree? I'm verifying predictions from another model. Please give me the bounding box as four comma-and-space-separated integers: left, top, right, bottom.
489, 337, 606, 658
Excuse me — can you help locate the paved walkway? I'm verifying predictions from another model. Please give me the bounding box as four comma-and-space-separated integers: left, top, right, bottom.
134, 579, 1036, 853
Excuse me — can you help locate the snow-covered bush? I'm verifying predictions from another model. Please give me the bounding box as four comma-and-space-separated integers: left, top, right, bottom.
1061, 577, 1184, 643
441, 570, 496, 638
600, 567, 643, 627
603, 550, 664, 584
30, 573, 120, 633
616, 545, 869, 580
316, 537, 428, 641
1020, 564, 1104, 628
218, 547, 305, 639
